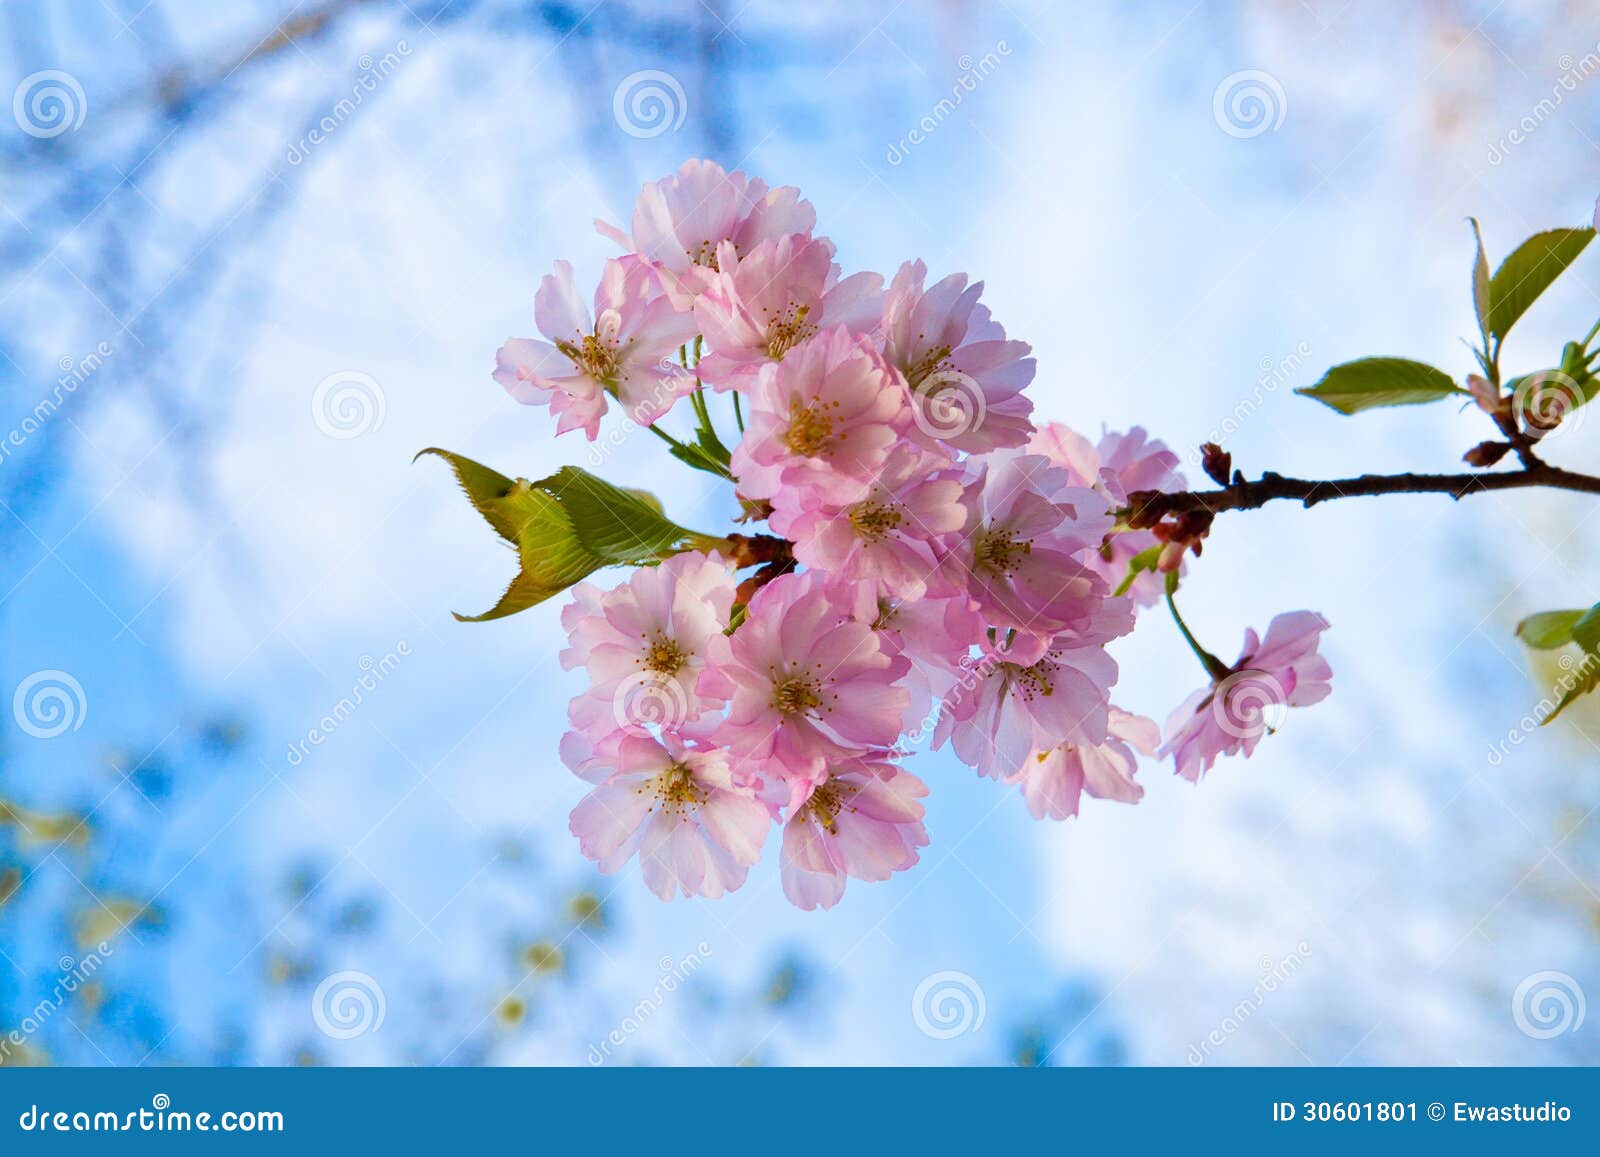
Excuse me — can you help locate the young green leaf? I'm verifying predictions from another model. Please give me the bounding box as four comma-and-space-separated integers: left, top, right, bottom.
1113, 544, 1161, 598
417, 449, 704, 621
1570, 603, 1600, 655
1486, 227, 1596, 342
1543, 654, 1600, 725
1295, 357, 1464, 415
1469, 217, 1490, 346
1515, 608, 1585, 650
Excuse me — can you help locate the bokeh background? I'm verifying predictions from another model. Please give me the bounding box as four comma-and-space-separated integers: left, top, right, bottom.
3, 0, 1600, 1066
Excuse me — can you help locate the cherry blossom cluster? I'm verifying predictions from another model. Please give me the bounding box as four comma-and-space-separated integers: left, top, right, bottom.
495, 160, 1332, 908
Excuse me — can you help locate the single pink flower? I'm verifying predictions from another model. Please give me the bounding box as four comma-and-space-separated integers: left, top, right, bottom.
773, 445, 967, 600
933, 615, 1129, 781
560, 552, 737, 744
569, 733, 771, 900
595, 158, 816, 308
882, 259, 1036, 453
1005, 707, 1158, 820
955, 450, 1117, 635
493, 257, 698, 440
700, 570, 910, 784
834, 580, 985, 737
693, 234, 883, 388
779, 758, 929, 910
1159, 611, 1333, 781
1029, 422, 1185, 606
729, 326, 908, 506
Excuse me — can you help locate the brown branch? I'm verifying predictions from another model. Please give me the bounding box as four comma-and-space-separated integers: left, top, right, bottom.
1127, 464, 1600, 521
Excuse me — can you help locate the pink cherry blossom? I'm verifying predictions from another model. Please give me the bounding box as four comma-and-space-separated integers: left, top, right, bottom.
1005, 708, 1158, 820
882, 259, 1036, 453
693, 235, 883, 388
493, 257, 698, 440
729, 326, 908, 506
700, 569, 909, 784
772, 445, 967, 600
569, 733, 771, 900
780, 758, 929, 910
1160, 611, 1333, 781
933, 610, 1130, 780
1029, 422, 1185, 606
561, 552, 737, 744
595, 158, 816, 308
954, 450, 1118, 634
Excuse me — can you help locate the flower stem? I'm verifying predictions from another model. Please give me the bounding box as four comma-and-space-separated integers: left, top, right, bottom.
1166, 590, 1231, 682
733, 390, 744, 433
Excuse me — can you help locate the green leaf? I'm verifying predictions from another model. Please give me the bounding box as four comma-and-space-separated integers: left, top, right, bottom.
1515, 609, 1585, 650
1543, 655, 1600, 724
1113, 544, 1161, 598
1571, 604, 1600, 655
417, 449, 705, 621
1470, 218, 1490, 345
1295, 357, 1464, 415
1486, 227, 1595, 342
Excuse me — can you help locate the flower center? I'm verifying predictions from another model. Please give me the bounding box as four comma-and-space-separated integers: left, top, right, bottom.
765, 303, 817, 360
904, 343, 953, 390
686, 240, 723, 269
646, 761, 706, 817
1007, 659, 1056, 701
784, 399, 839, 456
556, 332, 623, 385
802, 776, 860, 834
641, 634, 687, 676
848, 500, 903, 542
974, 527, 1031, 575
770, 674, 824, 716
